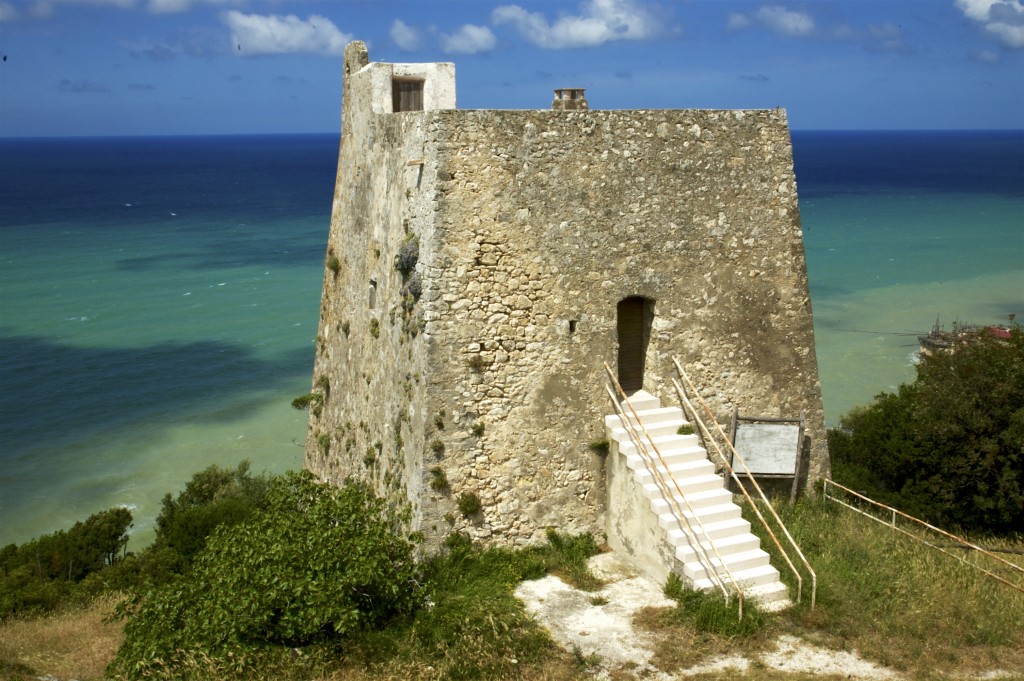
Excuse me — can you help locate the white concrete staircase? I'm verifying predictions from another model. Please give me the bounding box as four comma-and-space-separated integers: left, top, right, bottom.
604, 390, 790, 610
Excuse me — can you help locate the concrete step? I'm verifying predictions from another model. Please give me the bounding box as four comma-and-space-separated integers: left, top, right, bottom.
617, 431, 700, 454
619, 390, 661, 411
658, 514, 752, 541
608, 419, 686, 442
652, 486, 734, 512
605, 406, 684, 429
633, 456, 716, 483
621, 438, 704, 462
651, 500, 741, 526
672, 528, 761, 561
643, 472, 724, 499
682, 548, 771, 582
691, 562, 781, 591
744, 581, 792, 610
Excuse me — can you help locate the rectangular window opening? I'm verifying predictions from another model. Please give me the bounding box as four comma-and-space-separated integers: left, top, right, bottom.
569, 320, 578, 334
392, 79, 424, 113
369, 279, 378, 309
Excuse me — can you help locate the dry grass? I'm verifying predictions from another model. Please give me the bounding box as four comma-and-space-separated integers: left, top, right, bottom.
751, 498, 1024, 680
0, 592, 124, 681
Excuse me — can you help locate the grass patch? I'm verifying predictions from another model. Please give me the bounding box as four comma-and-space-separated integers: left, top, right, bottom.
326, 531, 600, 680
745, 496, 1024, 677
0, 593, 124, 681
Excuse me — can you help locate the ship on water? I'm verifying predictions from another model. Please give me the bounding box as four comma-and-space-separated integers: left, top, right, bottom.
918, 316, 1014, 355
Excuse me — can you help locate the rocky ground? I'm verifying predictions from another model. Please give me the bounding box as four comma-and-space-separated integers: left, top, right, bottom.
514, 552, 1020, 681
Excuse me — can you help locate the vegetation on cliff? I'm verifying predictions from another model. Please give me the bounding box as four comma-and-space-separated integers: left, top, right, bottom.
829, 324, 1024, 533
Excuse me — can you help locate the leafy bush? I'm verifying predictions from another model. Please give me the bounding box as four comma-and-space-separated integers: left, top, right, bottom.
150, 461, 270, 574
830, 325, 1024, 533
111, 473, 420, 678
0, 507, 132, 617
342, 531, 598, 679
457, 492, 482, 517
395, 235, 419, 277
290, 391, 322, 411
429, 466, 449, 492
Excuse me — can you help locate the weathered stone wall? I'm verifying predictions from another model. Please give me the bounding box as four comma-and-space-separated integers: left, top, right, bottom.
305, 44, 829, 552
305, 43, 448, 537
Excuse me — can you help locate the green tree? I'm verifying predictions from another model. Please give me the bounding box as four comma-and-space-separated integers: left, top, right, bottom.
111, 472, 420, 677
151, 460, 270, 572
830, 325, 1024, 533
0, 506, 132, 616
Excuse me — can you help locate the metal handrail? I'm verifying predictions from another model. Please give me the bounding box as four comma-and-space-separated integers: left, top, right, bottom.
823, 479, 1024, 595
673, 358, 817, 608
603, 363, 744, 618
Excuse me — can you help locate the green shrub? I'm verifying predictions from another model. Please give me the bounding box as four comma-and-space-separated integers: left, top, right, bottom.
589, 439, 610, 455
0, 507, 132, 618
110, 473, 420, 678
663, 572, 766, 637
369, 318, 380, 338
149, 461, 270, 574
429, 466, 449, 492
471, 421, 485, 437
325, 253, 341, 275
677, 424, 695, 435
830, 324, 1024, 533
395, 235, 419, 277
290, 392, 322, 411
430, 439, 445, 457
457, 492, 482, 518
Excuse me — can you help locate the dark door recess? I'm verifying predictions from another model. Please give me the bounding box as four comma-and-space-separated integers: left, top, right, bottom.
617, 296, 654, 393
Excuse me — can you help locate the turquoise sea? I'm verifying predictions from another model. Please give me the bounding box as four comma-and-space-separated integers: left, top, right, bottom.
1, 131, 1022, 547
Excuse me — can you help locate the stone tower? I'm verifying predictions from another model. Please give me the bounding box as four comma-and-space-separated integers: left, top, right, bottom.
304, 41, 829, 555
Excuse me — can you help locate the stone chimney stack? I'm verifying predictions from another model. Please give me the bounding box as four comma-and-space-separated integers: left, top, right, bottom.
552, 88, 588, 111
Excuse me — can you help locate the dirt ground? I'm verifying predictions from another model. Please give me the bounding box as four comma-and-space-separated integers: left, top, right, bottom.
514, 552, 1021, 681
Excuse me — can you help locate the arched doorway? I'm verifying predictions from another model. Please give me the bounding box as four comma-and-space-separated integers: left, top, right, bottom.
617, 296, 655, 393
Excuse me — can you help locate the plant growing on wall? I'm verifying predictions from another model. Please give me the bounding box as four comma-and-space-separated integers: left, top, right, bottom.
291, 392, 323, 417
429, 466, 449, 492
395, 235, 419, 277
325, 253, 341, 276
457, 492, 482, 518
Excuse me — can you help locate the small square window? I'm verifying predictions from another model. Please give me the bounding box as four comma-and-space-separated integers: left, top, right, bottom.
392, 80, 424, 112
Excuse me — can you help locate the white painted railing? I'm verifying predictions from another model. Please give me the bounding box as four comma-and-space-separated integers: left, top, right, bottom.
823, 478, 1024, 595
672, 358, 817, 608
604, 363, 746, 618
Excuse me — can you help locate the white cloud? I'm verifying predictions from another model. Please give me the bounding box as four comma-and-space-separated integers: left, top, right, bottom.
956, 0, 997, 21
973, 48, 1001, 61
956, 0, 1024, 48
726, 4, 815, 38
148, 0, 239, 13
390, 19, 421, 51
726, 12, 751, 30
0, 2, 20, 21
755, 5, 815, 37
222, 11, 350, 57
440, 23, 496, 54
492, 0, 660, 49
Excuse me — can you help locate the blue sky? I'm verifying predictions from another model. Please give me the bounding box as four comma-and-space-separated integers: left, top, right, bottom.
1, 0, 1022, 136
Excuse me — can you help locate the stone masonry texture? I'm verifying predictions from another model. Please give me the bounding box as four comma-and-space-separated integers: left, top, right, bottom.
304, 42, 830, 553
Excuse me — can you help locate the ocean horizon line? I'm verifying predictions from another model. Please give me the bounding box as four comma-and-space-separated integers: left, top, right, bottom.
1, 127, 1023, 143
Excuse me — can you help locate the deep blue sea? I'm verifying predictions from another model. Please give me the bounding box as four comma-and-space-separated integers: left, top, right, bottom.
1, 131, 1022, 546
